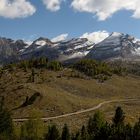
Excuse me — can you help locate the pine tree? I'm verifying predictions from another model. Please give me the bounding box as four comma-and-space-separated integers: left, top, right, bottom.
72, 132, 80, 140
94, 122, 111, 140
80, 125, 88, 140
20, 118, 44, 140
124, 123, 133, 140
45, 125, 60, 140
61, 124, 70, 140
31, 69, 35, 82
22, 119, 38, 140
20, 125, 27, 140
113, 106, 125, 126
0, 97, 13, 139
133, 118, 140, 140
87, 111, 105, 136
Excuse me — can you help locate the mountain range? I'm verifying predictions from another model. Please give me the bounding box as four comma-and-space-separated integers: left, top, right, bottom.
0, 32, 140, 65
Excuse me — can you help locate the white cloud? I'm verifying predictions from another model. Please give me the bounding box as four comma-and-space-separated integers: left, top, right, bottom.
80, 31, 109, 44
71, 0, 140, 20
51, 33, 68, 42
42, 0, 63, 11
0, 0, 36, 19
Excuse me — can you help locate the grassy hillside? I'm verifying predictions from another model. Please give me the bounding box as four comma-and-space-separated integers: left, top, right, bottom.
0, 59, 140, 131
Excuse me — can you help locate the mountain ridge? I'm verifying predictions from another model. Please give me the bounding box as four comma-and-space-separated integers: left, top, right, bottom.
0, 32, 140, 65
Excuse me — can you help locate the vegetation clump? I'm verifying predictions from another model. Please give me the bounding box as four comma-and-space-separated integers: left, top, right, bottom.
73, 59, 112, 82
73, 59, 128, 82
47, 61, 62, 71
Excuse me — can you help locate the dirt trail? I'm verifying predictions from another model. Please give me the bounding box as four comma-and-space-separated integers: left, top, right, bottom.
13, 98, 140, 122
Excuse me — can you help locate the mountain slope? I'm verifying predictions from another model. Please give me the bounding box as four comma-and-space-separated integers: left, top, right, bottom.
0, 37, 27, 65
87, 32, 140, 61
0, 37, 94, 65
21, 38, 94, 63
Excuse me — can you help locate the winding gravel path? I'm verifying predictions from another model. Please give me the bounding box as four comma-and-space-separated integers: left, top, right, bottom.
13, 98, 140, 122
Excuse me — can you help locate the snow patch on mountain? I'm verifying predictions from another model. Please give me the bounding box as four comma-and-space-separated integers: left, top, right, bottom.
111, 32, 123, 37
98, 32, 123, 46
35, 40, 46, 46
68, 51, 90, 59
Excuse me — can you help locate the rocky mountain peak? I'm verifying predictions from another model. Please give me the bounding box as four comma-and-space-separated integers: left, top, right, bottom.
87, 32, 140, 61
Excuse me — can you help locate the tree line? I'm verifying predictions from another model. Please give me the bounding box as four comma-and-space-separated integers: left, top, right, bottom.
5, 57, 62, 72
73, 59, 126, 82
3, 58, 128, 82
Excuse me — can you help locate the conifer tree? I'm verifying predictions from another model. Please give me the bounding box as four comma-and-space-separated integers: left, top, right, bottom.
45, 125, 60, 140
20, 109, 44, 140
87, 111, 105, 136
31, 68, 35, 82
133, 118, 140, 140
61, 124, 70, 140
72, 132, 80, 140
0, 97, 13, 139
80, 125, 88, 140
113, 106, 125, 126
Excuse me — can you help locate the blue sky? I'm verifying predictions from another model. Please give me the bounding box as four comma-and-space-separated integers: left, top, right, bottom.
1, 0, 140, 40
